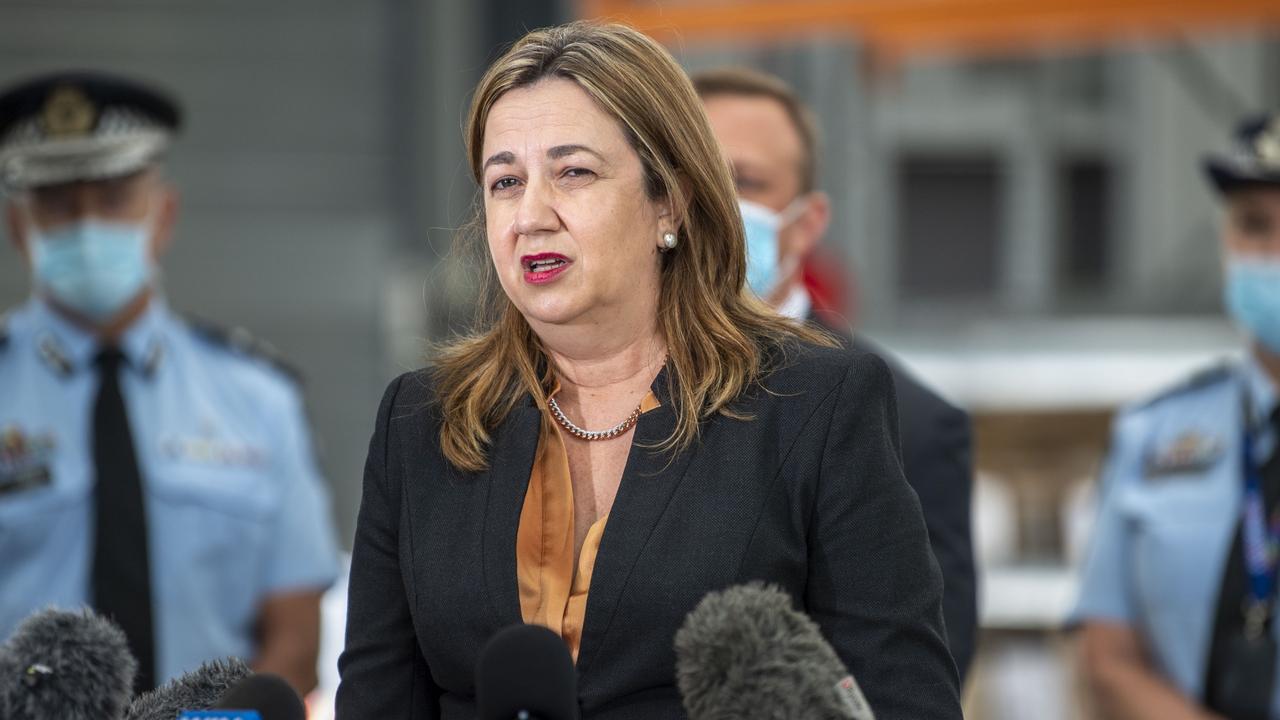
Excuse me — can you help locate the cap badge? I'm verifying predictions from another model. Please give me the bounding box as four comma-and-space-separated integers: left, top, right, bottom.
40, 85, 96, 138
1255, 116, 1280, 169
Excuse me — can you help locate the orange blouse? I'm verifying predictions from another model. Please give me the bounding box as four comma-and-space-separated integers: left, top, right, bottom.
515, 390, 660, 660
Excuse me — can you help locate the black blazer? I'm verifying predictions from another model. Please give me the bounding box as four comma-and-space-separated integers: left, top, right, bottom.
847, 336, 977, 683
335, 343, 962, 719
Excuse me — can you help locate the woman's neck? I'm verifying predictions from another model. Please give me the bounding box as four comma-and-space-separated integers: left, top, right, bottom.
546, 328, 667, 405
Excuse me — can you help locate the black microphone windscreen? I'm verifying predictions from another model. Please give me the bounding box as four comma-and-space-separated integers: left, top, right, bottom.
674, 583, 874, 720
211, 673, 305, 720
0, 607, 137, 720
476, 624, 580, 720
124, 657, 251, 720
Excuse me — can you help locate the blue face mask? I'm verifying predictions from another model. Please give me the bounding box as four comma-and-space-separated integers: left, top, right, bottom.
739, 198, 806, 298
1224, 255, 1280, 354
30, 218, 153, 320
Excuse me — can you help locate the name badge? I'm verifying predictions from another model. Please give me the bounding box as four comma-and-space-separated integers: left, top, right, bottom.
177, 711, 262, 720
0, 426, 55, 497
160, 435, 267, 469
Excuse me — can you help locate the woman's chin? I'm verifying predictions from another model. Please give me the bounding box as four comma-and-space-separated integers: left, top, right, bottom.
513, 295, 588, 328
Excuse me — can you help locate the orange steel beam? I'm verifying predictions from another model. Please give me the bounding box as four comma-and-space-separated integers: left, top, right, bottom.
579, 0, 1280, 59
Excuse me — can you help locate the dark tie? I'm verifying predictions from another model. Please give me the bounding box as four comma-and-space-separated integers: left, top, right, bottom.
1267, 406, 1280, 483
92, 347, 156, 693
1205, 405, 1280, 716
1263, 405, 1280, 531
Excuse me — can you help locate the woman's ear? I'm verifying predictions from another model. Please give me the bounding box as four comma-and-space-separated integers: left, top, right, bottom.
658, 171, 694, 234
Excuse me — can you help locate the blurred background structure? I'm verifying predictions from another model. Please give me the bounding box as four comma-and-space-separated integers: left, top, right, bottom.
2, 1, 1279, 717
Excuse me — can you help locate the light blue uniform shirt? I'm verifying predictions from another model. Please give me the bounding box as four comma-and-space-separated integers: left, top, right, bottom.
0, 297, 340, 683
1073, 355, 1280, 714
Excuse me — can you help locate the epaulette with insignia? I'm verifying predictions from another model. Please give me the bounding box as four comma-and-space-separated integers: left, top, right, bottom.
186, 317, 303, 385
1132, 361, 1234, 412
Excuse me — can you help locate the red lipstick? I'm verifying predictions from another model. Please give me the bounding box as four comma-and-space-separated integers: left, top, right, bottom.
521, 253, 572, 285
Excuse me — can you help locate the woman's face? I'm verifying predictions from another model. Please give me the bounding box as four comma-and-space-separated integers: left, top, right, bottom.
481, 77, 669, 334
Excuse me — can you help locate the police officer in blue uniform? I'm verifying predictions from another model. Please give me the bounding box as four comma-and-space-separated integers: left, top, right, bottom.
1075, 112, 1280, 720
0, 72, 340, 696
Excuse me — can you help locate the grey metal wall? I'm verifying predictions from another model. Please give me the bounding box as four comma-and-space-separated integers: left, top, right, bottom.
0, 1, 442, 545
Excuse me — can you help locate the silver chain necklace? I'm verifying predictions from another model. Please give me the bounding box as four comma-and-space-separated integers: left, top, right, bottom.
547, 396, 643, 441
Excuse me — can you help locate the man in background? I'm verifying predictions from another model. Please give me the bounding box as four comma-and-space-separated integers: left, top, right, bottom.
0, 71, 339, 695
1074, 112, 1280, 720
694, 67, 978, 683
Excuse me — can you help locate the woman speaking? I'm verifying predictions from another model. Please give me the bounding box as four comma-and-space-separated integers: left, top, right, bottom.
336, 21, 961, 719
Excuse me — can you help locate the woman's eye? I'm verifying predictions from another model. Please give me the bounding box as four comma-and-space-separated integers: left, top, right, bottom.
562, 167, 595, 181
490, 177, 520, 193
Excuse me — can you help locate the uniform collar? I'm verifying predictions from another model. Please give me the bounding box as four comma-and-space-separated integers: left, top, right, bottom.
27, 295, 168, 377
775, 285, 812, 321
1243, 352, 1279, 431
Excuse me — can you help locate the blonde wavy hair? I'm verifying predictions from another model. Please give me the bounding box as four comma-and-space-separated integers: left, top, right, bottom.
433, 20, 833, 472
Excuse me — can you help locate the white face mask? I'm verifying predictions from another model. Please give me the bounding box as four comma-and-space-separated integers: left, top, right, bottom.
1224, 253, 1280, 354
738, 197, 808, 299
28, 213, 155, 320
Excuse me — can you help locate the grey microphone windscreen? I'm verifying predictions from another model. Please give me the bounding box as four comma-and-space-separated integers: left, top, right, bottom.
674, 583, 874, 720
124, 657, 251, 720
0, 607, 137, 720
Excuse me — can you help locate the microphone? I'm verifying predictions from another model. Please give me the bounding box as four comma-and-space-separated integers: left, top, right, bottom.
674, 583, 875, 720
0, 607, 136, 720
124, 657, 251, 720
475, 624, 580, 720
208, 673, 305, 720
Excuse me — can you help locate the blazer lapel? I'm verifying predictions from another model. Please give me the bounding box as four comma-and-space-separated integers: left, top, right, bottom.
480, 401, 542, 630
576, 369, 697, 674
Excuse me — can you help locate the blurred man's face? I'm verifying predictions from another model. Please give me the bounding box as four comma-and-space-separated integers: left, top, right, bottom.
7, 167, 178, 263
1221, 187, 1280, 360
702, 93, 829, 304
702, 94, 806, 212
26, 169, 160, 230
1223, 188, 1280, 259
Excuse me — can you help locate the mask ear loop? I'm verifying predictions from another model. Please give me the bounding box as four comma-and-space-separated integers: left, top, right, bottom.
778, 195, 810, 226
769, 195, 813, 298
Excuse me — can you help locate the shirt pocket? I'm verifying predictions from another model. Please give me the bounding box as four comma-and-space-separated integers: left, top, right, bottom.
147, 459, 278, 525
1129, 514, 1225, 615
145, 462, 281, 615
1123, 478, 1232, 599
0, 463, 90, 560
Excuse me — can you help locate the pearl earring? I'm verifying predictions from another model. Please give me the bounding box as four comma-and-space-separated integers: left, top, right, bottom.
662, 232, 677, 250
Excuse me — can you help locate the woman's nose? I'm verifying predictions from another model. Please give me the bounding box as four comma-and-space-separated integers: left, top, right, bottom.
512, 178, 560, 237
